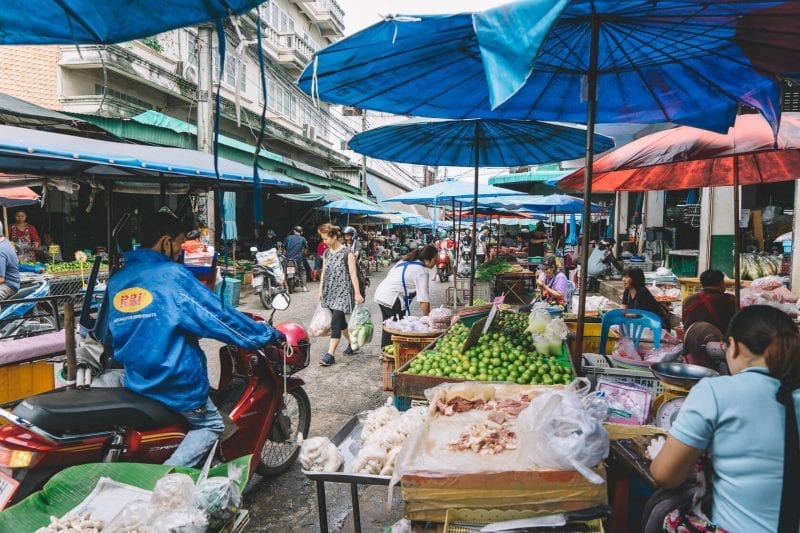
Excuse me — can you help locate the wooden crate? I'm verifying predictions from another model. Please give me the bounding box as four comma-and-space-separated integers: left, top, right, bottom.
390, 333, 442, 369
380, 355, 394, 391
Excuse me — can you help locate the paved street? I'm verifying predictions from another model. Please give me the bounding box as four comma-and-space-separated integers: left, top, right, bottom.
202, 263, 450, 532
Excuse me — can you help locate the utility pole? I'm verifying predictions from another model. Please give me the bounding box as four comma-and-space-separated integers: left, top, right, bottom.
361, 110, 368, 196
197, 24, 215, 240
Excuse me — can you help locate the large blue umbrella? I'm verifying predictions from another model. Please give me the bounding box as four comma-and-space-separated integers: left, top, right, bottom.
387, 180, 517, 206
0, 1, 264, 45
464, 194, 604, 214
298, 0, 800, 354
323, 199, 387, 215
349, 118, 613, 168
298, 1, 793, 133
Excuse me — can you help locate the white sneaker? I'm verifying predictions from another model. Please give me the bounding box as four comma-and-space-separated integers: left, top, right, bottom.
302, 287, 309, 292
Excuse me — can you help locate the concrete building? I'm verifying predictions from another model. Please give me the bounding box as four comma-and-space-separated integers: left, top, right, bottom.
0, 0, 421, 208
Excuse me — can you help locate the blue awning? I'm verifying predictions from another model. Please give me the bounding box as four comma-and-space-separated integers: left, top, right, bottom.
0, 124, 307, 192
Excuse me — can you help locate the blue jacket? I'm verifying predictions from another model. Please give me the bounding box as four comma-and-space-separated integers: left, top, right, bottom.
107, 249, 281, 412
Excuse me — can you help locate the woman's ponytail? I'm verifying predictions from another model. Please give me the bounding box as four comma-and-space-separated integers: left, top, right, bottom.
764, 333, 800, 389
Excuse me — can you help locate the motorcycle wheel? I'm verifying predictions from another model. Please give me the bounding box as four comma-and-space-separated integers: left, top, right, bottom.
258, 280, 273, 310
287, 277, 294, 295
257, 387, 311, 477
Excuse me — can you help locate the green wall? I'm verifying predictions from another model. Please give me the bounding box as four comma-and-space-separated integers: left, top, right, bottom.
710, 235, 734, 277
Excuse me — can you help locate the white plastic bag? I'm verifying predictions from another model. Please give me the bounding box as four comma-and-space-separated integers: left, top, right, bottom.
347, 304, 374, 350
309, 305, 332, 337
517, 379, 609, 484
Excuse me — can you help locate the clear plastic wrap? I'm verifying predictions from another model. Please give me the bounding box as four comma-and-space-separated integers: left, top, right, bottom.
148, 507, 207, 533
191, 476, 242, 531
347, 304, 374, 349
113, 500, 151, 532
517, 379, 609, 484
309, 305, 332, 337
299, 435, 344, 472
150, 473, 195, 512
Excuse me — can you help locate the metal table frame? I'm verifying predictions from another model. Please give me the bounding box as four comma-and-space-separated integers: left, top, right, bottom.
302, 414, 392, 533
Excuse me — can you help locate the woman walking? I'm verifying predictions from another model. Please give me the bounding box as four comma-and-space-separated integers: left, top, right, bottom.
374, 245, 438, 349
318, 225, 364, 366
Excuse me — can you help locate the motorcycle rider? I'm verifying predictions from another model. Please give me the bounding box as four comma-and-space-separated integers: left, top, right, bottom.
0, 222, 20, 300
257, 223, 279, 252
284, 226, 308, 292
92, 210, 284, 467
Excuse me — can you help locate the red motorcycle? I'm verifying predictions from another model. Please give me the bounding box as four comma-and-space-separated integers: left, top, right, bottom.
0, 293, 311, 508
436, 244, 452, 283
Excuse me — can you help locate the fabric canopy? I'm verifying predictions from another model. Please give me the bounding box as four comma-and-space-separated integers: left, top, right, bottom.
461, 194, 604, 214
298, 1, 798, 134
0, 1, 264, 45
0, 124, 307, 192
349, 118, 614, 167
386, 180, 517, 206
323, 199, 387, 215
557, 113, 800, 192
0, 185, 39, 207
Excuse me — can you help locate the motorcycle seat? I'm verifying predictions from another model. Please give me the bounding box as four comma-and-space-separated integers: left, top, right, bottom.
12, 387, 185, 435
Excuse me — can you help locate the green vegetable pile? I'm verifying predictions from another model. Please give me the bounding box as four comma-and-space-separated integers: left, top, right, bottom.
45, 260, 97, 273
475, 257, 513, 281
405, 311, 573, 385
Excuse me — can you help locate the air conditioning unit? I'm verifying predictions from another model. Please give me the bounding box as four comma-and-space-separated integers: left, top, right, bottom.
183, 64, 198, 83
302, 123, 316, 141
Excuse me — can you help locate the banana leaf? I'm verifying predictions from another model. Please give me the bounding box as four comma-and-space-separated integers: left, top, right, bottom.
0, 456, 251, 532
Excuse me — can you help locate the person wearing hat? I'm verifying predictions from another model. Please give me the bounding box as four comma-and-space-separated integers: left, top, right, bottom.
536, 256, 569, 306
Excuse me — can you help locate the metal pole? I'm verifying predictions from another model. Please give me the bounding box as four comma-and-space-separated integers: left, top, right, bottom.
452, 196, 458, 310
469, 123, 481, 306
733, 156, 741, 306
106, 181, 115, 269
361, 111, 368, 196
575, 12, 601, 365
197, 24, 215, 240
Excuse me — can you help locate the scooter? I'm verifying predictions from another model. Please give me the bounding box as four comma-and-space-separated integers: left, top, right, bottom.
0, 292, 311, 508
250, 246, 287, 310
0, 280, 57, 339
436, 248, 451, 282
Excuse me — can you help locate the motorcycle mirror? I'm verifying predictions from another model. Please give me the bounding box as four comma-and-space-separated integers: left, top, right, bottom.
271, 292, 290, 311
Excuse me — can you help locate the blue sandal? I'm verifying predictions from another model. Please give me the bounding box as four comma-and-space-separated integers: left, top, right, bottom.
343, 345, 357, 355
319, 353, 336, 366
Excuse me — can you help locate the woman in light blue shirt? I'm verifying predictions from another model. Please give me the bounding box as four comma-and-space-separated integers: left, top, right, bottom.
651, 305, 800, 533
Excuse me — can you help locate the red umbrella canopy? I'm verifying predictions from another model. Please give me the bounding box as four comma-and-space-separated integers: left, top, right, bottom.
558, 113, 800, 192
0, 186, 39, 206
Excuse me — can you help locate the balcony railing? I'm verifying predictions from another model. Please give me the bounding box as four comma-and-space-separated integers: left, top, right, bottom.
260, 26, 314, 72
296, 0, 344, 37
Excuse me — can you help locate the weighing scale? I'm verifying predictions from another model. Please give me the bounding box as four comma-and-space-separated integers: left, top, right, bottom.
649, 361, 720, 430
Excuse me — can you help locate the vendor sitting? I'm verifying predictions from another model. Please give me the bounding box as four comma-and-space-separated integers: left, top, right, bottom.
586, 238, 623, 279
621, 266, 671, 329
681, 269, 738, 333
520, 256, 568, 312
180, 230, 207, 254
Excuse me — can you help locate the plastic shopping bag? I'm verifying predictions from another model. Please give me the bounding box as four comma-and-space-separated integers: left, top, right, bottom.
517, 378, 609, 483
347, 304, 374, 350
309, 305, 332, 337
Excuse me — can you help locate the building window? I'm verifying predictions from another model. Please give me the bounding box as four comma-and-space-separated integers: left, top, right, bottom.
187, 32, 198, 67
224, 57, 247, 93
94, 84, 153, 110
263, 0, 295, 33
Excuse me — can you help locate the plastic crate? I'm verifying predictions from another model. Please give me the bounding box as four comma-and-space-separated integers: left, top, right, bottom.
581, 352, 665, 397
669, 253, 698, 277
623, 259, 654, 272
454, 277, 493, 303
214, 277, 241, 307
391, 333, 442, 369
443, 508, 604, 533
380, 355, 395, 392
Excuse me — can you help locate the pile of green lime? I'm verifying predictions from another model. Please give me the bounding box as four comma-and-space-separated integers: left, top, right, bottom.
405, 312, 572, 385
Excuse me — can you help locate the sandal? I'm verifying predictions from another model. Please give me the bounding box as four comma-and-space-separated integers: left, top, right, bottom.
343, 345, 357, 355
319, 353, 336, 366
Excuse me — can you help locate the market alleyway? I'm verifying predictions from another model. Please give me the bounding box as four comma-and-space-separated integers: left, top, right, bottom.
202, 264, 451, 532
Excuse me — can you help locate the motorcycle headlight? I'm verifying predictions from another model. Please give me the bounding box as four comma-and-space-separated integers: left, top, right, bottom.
0, 445, 38, 468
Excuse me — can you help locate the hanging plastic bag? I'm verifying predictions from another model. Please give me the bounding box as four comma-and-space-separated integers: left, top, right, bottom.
517, 378, 609, 484
309, 305, 332, 337
348, 304, 374, 350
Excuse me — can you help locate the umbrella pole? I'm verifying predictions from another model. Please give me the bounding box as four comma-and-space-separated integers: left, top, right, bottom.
452, 197, 458, 311
733, 156, 741, 306
575, 14, 601, 366
2, 206, 7, 238
469, 124, 481, 306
